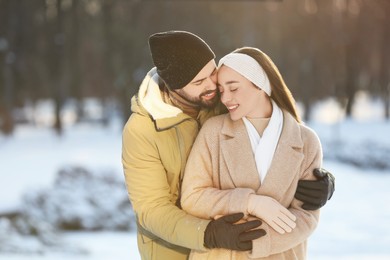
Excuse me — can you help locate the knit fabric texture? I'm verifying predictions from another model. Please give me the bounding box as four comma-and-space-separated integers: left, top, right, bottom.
148, 31, 215, 90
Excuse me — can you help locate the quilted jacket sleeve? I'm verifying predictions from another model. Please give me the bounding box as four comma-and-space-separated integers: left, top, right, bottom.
122, 116, 209, 251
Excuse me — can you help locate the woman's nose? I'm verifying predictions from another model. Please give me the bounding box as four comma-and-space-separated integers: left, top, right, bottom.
220, 91, 230, 104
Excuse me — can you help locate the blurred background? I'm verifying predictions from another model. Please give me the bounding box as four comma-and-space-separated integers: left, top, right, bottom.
0, 0, 390, 259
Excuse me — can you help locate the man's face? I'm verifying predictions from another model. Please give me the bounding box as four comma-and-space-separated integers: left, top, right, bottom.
174, 60, 219, 108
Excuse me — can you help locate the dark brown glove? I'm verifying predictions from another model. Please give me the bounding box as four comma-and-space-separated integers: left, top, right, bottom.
295, 168, 335, 210
204, 212, 266, 251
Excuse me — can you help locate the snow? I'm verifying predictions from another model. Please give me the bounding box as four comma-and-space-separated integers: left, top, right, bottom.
0, 118, 124, 213
307, 162, 390, 259
1, 96, 390, 259
0, 232, 139, 260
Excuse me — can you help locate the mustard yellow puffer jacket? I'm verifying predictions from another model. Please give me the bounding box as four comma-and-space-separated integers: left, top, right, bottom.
122, 68, 222, 260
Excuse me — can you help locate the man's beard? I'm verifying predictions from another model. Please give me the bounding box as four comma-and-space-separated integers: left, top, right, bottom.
174, 89, 220, 109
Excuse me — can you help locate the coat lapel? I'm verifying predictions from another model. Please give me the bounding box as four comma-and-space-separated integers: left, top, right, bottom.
258, 112, 304, 201
218, 112, 304, 199
220, 116, 261, 191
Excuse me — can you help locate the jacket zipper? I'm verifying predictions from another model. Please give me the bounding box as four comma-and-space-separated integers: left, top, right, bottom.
175, 126, 186, 209
174, 118, 200, 208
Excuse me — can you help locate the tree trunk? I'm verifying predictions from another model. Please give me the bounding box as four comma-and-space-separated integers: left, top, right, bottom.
0, 0, 16, 135
344, 43, 356, 117
52, 0, 65, 135
385, 84, 390, 120
70, 0, 84, 122
1, 56, 15, 135
381, 9, 390, 120
343, 1, 359, 118
101, 0, 115, 127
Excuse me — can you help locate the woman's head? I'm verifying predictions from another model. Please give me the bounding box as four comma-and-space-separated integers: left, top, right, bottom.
217, 61, 272, 121
217, 47, 301, 123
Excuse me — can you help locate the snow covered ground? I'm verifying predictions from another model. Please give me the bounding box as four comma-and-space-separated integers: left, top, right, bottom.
1, 95, 390, 259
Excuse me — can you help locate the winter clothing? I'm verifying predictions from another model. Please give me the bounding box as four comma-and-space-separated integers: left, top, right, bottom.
296, 168, 335, 210
148, 31, 215, 90
218, 53, 271, 96
181, 111, 322, 260
204, 213, 265, 251
242, 101, 283, 183
122, 68, 222, 260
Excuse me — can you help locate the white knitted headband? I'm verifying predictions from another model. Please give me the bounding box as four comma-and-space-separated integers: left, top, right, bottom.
218, 53, 272, 96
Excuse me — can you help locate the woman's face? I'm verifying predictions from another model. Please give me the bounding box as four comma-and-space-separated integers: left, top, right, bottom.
217, 65, 270, 121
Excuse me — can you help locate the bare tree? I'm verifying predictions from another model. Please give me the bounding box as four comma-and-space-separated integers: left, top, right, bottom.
0, 0, 17, 134
69, 0, 84, 121
44, 0, 66, 135
378, 2, 390, 119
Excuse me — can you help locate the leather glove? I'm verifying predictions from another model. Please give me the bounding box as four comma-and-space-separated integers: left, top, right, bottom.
204, 212, 266, 251
247, 194, 296, 234
295, 168, 335, 210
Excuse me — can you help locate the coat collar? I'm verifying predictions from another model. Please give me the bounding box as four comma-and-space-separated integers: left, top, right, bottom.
131, 67, 217, 131
220, 111, 304, 199
220, 111, 303, 149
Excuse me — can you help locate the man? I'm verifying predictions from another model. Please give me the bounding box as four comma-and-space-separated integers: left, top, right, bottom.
122, 31, 335, 260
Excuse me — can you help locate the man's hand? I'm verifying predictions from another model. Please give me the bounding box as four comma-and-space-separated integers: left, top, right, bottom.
204, 212, 266, 251
295, 168, 335, 210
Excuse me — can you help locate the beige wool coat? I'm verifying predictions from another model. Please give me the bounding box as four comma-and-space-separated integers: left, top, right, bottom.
181, 111, 322, 260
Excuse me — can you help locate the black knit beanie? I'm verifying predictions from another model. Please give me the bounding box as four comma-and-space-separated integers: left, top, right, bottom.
148, 31, 215, 90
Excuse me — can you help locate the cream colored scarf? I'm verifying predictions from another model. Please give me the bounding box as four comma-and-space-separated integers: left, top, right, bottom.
242, 100, 283, 183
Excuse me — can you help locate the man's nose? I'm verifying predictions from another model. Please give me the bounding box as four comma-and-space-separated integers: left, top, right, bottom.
210, 72, 217, 84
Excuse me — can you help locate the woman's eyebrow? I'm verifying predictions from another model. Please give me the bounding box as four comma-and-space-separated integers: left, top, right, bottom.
217, 80, 239, 87
225, 80, 239, 85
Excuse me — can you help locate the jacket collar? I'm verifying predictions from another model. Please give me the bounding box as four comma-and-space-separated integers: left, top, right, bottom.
220, 111, 304, 198
132, 67, 223, 131
131, 68, 193, 130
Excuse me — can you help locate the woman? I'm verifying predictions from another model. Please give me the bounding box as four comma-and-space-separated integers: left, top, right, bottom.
181, 47, 322, 259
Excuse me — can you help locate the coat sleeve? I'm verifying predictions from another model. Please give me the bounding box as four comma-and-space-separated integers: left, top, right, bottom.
250, 128, 322, 258
122, 118, 210, 251
181, 119, 255, 219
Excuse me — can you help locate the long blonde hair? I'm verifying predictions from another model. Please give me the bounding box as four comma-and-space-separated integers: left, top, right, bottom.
233, 47, 301, 123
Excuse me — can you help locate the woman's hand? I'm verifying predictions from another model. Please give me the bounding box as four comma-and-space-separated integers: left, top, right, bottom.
247, 194, 296, 234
